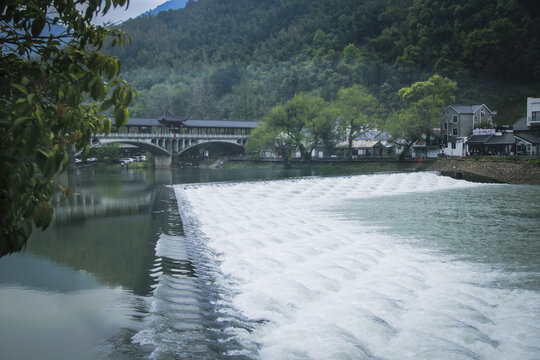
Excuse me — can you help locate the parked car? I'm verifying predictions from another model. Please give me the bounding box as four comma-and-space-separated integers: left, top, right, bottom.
86, 157, 98, 163
118, 158, 134, 164
134, 155, 147, 161
75, 158, 82, 164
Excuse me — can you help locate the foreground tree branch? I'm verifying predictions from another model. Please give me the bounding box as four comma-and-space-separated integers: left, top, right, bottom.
0, 0, 137, 256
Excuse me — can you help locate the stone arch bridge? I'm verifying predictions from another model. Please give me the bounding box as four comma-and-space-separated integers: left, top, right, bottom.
86, 115, 258, 168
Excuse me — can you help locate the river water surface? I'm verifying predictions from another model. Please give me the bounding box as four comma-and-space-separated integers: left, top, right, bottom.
1, 167, 539, 359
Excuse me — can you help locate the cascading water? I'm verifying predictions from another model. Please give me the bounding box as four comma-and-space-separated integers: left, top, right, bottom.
172, 172, 540, 360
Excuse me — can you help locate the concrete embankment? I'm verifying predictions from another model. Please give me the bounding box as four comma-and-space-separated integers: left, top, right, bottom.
420, 158, 540, 185
227, 158, 540, 185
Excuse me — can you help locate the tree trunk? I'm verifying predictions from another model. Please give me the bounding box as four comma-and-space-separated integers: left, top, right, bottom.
399, 141, 415, 161
347, 134, 353, 160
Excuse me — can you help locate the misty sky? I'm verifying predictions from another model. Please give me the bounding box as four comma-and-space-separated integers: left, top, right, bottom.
92, 0, 165, 25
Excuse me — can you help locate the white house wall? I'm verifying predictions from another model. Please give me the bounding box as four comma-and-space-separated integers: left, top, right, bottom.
527, 97, 540, 125
442, 141, 464, 156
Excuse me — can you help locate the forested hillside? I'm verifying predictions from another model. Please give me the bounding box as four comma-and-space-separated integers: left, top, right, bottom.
110, 0, 540, 124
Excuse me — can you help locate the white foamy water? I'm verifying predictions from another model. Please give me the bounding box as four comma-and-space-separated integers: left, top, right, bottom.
174, 172, 540, 359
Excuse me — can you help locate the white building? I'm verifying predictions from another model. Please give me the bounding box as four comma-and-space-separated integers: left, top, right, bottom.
527, 97, 540, 126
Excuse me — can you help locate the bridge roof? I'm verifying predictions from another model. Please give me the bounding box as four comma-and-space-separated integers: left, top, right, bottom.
120, 117, 258, 129
183, 119, 258, 128
124, 117, 161, 126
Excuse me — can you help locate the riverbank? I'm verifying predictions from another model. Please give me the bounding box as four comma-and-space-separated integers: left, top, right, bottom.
226, 158, 540, 185
420, 158, 540, 185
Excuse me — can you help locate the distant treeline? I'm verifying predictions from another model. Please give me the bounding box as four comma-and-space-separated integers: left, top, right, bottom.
108, 0, 540, 124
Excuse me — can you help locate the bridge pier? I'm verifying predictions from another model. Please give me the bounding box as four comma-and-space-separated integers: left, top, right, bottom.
154, 154, 172, 169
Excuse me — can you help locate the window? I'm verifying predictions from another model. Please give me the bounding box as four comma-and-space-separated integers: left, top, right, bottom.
443, 135, 448, 143
452, 128, 458, 136
474, 116, 478, 123
452, 115, 458, 123
451, 142, 456, 149
533, 111, 540, 121
443, 123, 448, 130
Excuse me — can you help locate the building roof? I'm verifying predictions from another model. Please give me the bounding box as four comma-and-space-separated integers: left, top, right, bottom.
513, 117, 530, 131
485, 133, 515, 145
449, 104, 488, 115
336, 140, 382, 148
467, 134, 516, 145
355, 129, 391, 141
466, 135, 492, 144
515, 133, 540, 145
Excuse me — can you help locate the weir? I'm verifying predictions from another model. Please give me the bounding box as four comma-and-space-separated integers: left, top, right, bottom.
174, 173, 540, 359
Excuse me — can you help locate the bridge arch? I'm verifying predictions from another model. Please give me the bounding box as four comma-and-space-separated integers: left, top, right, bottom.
176, 139, 246, 156
92, 138, 171, 156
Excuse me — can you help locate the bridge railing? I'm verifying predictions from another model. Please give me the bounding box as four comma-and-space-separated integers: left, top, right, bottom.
95, 133, 249, 139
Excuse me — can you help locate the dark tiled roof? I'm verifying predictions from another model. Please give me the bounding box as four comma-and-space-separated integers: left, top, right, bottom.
513, 117, 529, 131
124, 117, 161, 126
449, 104, 486, 115
118, 117, 258, 129
183, 119, 258, 128
466, 135, 492, 144
515, 133, 540, 145
485, 133, 515, 145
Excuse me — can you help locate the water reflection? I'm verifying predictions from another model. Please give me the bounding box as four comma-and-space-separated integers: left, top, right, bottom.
0, 253, 101, 293
0, 285, 133, 360
26, 214, 157, 296
1, 165, 381, 360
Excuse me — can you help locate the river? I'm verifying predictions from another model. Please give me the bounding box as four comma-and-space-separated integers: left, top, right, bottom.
0, 166, 539, 359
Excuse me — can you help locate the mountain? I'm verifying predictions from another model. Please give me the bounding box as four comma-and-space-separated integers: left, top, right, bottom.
108, 0, 540, 123
142, 0, 191, 17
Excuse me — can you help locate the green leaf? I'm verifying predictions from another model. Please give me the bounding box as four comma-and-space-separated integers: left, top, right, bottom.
40, 207, 54, 230
102, 117, 112, 134
114, 106, 129, 127
12, 117, 28, 131
35, 149, 50, 175
100, 99, 114, 112
31, 16, 46, 37
118, 87, 132, 106
35, 104, 45, 128
11, 83, 28, 95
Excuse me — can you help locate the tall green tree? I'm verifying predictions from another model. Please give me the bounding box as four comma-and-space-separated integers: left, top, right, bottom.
247, 93, 327, 163
0, 0, 136, 256
269, 93, 326, 161
389, 74, 457, 159
311, 106, 340, 157
245, 122, 294, 165
334, 85, 382, 159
